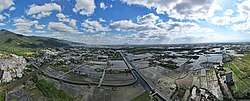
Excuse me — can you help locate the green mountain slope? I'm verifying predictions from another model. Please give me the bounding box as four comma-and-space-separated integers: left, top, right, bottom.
0, 29, 73, 56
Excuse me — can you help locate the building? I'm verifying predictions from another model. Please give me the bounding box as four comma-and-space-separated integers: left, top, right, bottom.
225, 72, 234, 84
97, 55, 108, 60
0, 70, 3, 79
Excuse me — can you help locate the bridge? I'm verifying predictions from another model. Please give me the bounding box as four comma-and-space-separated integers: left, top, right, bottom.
120, 52, 167, 101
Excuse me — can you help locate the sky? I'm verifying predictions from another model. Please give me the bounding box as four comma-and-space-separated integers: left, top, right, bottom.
0, 0, 250, 45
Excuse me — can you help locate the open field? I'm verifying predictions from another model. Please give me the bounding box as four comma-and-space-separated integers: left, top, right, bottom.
0, 47, 40, 56
50, 65, 71, 72
131, 91, 150, 101
64, 72, 88, 82
233, 54, 250, 76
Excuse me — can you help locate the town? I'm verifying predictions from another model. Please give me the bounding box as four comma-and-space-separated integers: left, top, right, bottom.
1, 43, 250, 101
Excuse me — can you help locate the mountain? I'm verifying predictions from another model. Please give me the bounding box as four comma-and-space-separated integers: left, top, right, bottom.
0, 29, 83, 56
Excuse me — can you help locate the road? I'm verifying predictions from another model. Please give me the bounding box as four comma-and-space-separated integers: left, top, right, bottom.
56, 65, 83, 79
98, 59, 109, 87
121, 52, 167, 101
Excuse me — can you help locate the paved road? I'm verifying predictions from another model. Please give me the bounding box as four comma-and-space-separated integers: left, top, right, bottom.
98, 59, 109, 87
121, 53, 167, 101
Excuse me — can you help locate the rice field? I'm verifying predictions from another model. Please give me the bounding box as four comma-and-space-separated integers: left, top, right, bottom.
223, 53, 250, 98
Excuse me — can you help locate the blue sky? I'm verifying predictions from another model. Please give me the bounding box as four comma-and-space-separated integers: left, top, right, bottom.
0, 0, 250, 44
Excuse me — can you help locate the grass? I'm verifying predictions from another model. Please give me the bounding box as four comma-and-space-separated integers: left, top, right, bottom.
110, 57, 123, 60
106, 70, 129, 74
0, 30, 69, 56
34, 79, 74, 100
0, 46, 42, 56
176, 88, 186, 98
131, 92, 150, 101
10, 99, 16, 101
0, 91, 4, 101
231, 55, 250, 87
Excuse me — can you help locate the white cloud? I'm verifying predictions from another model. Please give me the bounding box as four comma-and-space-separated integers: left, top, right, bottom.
27, 3, 61, 15
224, 9, 234, 16
0, 14, 6, 21
100, 2, 107, 10
212, 1, 250, 25
232, 23, 249, 31
229, 0, 250, 32
27, 3, 61, 19
73, 0, 96, 16
231, 17, 250, 32
107, 16, 207, 44
3, 13, 10, 17
32, 12, 52, 19
156, 19, 200, 32
236, 0, 250, 17
110, 20, 141, 31
207, 0, 250, 31
110, 19, 158, 32
81, 19, 110, 32
48, 22, 82, 34
56, 13, 77, 28
35, 30, 46, 33
0, 0, 14, 12
56, 13, 66, 19
68, 19, 77, 28
35, 24, 46, 30
0, 23, 5, 26
137, 13, 159, 24
121, 0, 222, 20
210, 16, 231, 25
226, 0, 250, 24
12, 18, 38, 35
9, 6, 16, 11
99, 18, 106, 22
110, 18, 199, 34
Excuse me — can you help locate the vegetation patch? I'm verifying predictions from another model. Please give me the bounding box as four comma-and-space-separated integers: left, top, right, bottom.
131, 92, 150, 101
0, 30, 70, 56
32, 77, 74, 100
0, 52, 11, 59
223, 55, 250, 99
0, 91, 5, 101
106, 70, 130, 74
158, 63, 178, 70
50, 65, 71, 72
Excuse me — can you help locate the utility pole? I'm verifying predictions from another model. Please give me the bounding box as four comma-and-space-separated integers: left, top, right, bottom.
5, 88, 7, 101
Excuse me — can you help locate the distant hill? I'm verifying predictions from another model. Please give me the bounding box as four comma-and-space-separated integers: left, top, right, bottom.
0, 29, 84, 56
